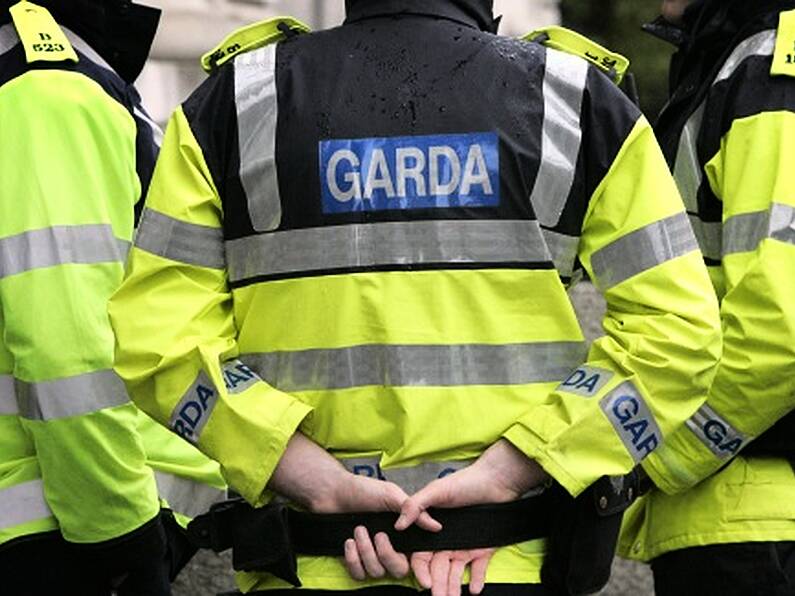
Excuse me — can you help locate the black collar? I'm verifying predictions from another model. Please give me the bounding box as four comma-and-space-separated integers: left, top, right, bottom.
344, 0, 498, 33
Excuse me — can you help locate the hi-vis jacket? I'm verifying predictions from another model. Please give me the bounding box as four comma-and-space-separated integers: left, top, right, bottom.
0, 2, 224, 549
109, 0, 721, 589
620, 0, 795, 562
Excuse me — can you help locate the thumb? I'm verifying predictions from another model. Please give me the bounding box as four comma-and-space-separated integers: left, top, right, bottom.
395, 481, 446, 531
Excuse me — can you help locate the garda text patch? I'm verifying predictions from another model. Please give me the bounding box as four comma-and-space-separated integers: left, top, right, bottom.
170, 372, 218, 445
686, 404, 747, 459
222, 359, 259, 395
558, 366, 614, 397
319, 132, 500, 213
600, 382, 661, 463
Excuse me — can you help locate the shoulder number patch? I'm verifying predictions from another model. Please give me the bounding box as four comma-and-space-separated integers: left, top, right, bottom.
9, 1, 78, 64
772, 9, 795, 78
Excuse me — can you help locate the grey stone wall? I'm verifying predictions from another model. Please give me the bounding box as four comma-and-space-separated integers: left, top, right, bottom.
173, 283, 653, 596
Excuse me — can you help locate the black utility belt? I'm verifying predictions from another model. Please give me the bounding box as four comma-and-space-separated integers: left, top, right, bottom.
187, 471, 642, 594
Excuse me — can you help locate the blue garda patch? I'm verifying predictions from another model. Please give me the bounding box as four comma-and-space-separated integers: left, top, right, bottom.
319, 132, 500, 213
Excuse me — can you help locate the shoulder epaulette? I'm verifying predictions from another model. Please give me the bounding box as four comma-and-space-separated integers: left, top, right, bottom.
9, 0, 78, 65
771, 9, 795, 78
201, 17, 311, 73
522, 26, 629, 84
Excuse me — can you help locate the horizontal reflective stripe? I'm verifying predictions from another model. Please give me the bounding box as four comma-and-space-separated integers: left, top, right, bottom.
723, 210, 769, 255
769, 203, 795, 246
0, 479, 53, 531
0, 374, 17, 416
0, 23, 18, 56
530, 49, 588, 228
241, 342, 587, 392
135, 208, 225, 270
0, 225, 129, 280
685, 404, 748, 459
714, 30, 775, 85
600, 382, 661, 464
170, 371, 219, 446
155, 472, 226, 519
236, 44, 282, 232
16, 370, 129, 420
591, 212, 698, 289
542, 229, 579, 279
722, 203, 795, 256
226, 220, 553, 283
342, 457, 474, 495
690, 215, 722, 262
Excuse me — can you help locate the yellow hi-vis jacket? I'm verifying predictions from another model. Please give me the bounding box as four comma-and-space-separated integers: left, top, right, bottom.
109, 11, 721, 591
0, 5, 224, 548
621, 11, 795, 562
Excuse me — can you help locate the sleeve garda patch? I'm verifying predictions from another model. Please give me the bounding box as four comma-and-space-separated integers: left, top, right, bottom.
170, 371, 219, 445
319, 132, 500, 213
600, 382, 661, 463
558, 365, 614, 397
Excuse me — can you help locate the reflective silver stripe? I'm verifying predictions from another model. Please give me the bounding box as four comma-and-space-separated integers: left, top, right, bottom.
690, 215, 722, 262
723, 210, 770, 256
770, 203, 795, 246
135, 208, 225, 270
169, 371, 218, 446
673, 103, 706, 214
226, 220, 552, 282
342, 457, 474, 495
0, 225, 129, 279
155, 472, 226, 519
134, 105, 164, 147
542, 229, 580, 279
530, 49, 588, 228
241, 341, 587, 392
62, 27, 112, 71
714, 30, 776, 85
591, 212, 698, 289
600, 382, 661, 463
235, 43, 282, 232
685, 404, 748, 459
0, 479, 53, 531
0, 374, 17, 416
0, 23, 18, 56
16, 370, 129, 420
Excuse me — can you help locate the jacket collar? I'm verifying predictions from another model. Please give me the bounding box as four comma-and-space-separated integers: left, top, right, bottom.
345, 0, 498, 33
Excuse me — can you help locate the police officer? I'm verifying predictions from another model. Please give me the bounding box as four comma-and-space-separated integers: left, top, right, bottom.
619, 0, 795, 594
109, 0, 722, 594
0, 1, 226, 594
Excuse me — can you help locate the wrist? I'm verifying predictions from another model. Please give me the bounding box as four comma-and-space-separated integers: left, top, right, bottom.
484, 439, 549, 499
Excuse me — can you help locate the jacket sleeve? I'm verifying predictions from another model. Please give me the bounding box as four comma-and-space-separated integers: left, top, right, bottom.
0, 69, 160, 543
108, 104, 312, 505
643, 80, 795, 494
504, 107, 722, 497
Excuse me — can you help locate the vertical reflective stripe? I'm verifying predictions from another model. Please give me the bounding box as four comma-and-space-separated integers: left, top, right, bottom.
16, 370, 130, 420
155, 472, 226, 519
0, 23, 18, 56
529, 49, 588, 228
600, 382, 661, 463
714, 30, 776, 84
542, 229, 580, 279
591, 213, 698, 289
0, 480, 53, 531
672, 103, 706, 214
685, 404, 748, 459
134, 105, 164, 147
235, 43, 282, 232
770, 203, 795, 246
0, 374, 17, 416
